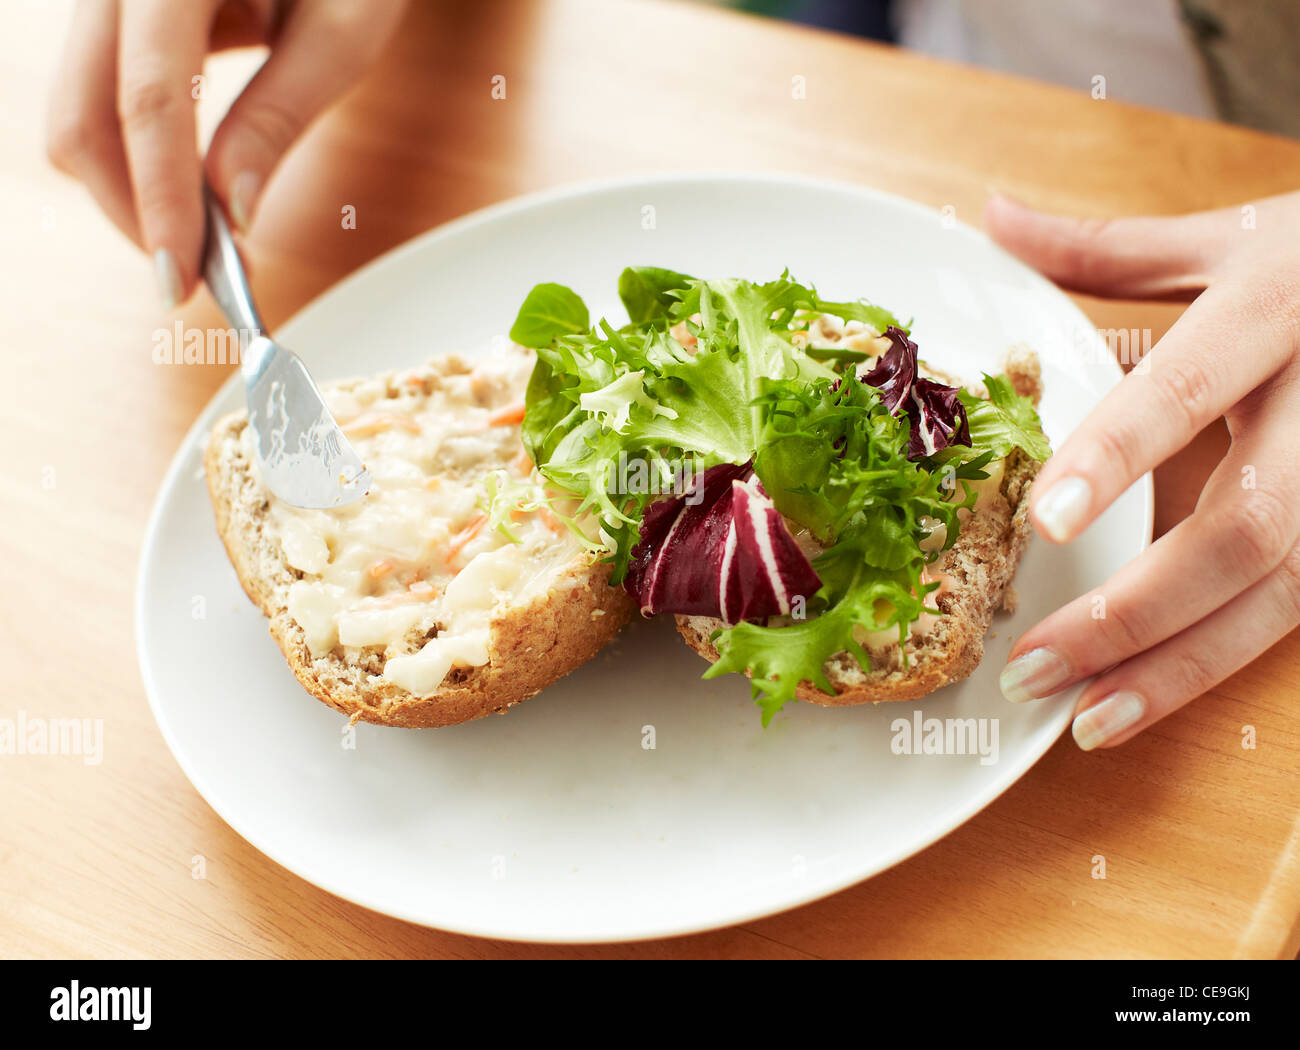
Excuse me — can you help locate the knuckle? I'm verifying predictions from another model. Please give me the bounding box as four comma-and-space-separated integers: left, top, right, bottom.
1057, 217, 1116, 286
1089, 416, 1143, 483
1167, 638, 1223, 698
1095, 592, 1155, 656
133, 181, 193, 227
1152, 355, 1216, 432
233, 99, 305, 159
117, 71, 183, 130
1216, 486, 1294, 577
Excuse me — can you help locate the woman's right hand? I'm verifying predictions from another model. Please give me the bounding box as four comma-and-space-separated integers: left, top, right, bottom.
46, 0, 408, 308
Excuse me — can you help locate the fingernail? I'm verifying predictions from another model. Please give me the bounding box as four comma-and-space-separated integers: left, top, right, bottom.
229, 171, 262, 233
1072, 691, 1146, 751
1034, 477, 1092, 542
153, 248, 181, 311
1000, 647, 1071, 703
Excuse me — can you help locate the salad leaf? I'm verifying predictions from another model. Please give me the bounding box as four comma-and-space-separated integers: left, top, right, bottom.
861, 325, 972, 460
706, 606, 863, 726
618, 266, 695, 324
906, 377, 971, 458
706, 558, 938, 726
752, 373, 963, 549
625, 346, 754, 464
578, 370, 678, 433
511, 269, 1047, 724
625, 462, 821, 623
509, 283, 590, 348
476, 468, 604, 554
960, 373, 1051, 461
806, 297, 908, 334
862, 325, 918, 413
520, 355, 575, 466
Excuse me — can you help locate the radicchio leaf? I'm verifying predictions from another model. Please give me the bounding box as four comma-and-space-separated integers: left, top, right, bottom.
907, 377, 971, 458
624, 462, 822, 624
862, 325, 971, 460
861, 325, 918, 412
625, 462, 749, 615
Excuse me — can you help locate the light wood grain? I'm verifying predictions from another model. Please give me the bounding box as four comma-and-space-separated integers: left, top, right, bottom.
2, 0, 1297, 959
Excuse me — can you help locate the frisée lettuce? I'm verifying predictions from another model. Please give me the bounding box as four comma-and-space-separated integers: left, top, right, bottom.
511, 268, 1049, 723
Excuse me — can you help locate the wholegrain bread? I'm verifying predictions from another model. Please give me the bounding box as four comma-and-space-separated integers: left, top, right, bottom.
205, 353, 634, 728
675, 351, 1044, 706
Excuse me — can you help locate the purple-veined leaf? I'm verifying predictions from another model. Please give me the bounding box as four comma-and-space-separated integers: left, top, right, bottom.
625, 462, 822, 624
863, 325, 971, 460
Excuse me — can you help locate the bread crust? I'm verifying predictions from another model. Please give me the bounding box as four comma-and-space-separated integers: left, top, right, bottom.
204, 372, 634, 729
675, 449, 1040, 706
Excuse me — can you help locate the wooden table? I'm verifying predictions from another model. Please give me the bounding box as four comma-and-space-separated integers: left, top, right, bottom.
4, 0, 1298, 960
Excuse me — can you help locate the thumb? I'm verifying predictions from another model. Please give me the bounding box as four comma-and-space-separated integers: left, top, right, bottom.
983, 192, 1237, 301
205, 0, 407, 232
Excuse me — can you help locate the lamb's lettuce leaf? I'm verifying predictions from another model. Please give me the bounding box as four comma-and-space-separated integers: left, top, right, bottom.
509, 283, 590, 348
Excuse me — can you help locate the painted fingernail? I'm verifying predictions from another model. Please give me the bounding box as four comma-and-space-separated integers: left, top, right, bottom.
1034, 477, 1092, 542
1000, 647, 1071, 703
153, 248, 181, 312
229, 171, 262, 233
1072, 691, 1146, 751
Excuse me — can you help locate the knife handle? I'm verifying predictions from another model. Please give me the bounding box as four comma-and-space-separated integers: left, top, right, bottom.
201, 182, 265, 338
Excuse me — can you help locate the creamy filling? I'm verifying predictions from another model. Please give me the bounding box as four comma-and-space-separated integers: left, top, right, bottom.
792, 314, 892, 356
244, 347, 592, 696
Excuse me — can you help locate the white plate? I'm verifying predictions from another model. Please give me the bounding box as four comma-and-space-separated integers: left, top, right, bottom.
137, 173, 1152, 943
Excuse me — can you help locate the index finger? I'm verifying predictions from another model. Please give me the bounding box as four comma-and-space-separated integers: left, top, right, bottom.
117, 0, 214, 307
1028, 274, 1291, 544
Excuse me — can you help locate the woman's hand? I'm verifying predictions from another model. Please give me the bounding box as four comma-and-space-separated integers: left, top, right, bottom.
986, 190, 1300, 750
46, 0, 408, 308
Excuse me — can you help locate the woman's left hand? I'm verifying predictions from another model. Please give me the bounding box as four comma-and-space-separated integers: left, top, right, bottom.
986, 190, 1300, 750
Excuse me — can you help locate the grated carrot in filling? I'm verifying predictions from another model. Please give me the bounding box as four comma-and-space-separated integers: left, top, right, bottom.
486, 400, 527, 426
445, 514, 488, 562
367, 586, 440, 609
538, 506, 565, 534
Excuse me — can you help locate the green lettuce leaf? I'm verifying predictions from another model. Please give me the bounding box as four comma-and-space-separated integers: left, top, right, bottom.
960, 374, 1051, 461
512, 270, 1040, 723
706, 558, 938, 726
509, 283, 590, 348
618, 266, 695, 324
